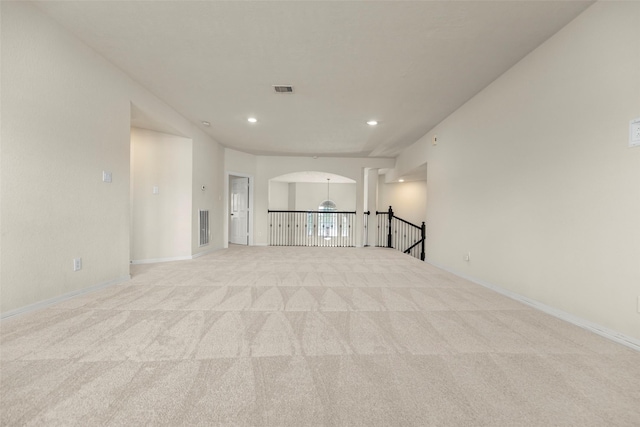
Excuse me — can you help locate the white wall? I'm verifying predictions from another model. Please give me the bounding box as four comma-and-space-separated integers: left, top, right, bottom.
1, 2, 224, 314
268, 181, 357, 211
225, 149, 257, 176
294, 183, 356, 211
288, 183, 296, 210
130, 128, 192, 262
1, 1, 131, 313
269, 181, 289, 210
192, 132, 225, 254
394, 2, 640, 342
377, 177, 427, 226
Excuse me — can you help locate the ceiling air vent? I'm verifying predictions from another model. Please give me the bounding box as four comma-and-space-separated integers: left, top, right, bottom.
273, 85, 294, 94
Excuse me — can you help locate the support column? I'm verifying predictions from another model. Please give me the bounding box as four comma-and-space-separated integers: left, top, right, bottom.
364, 168, 378, 247
355, 169, 365, 247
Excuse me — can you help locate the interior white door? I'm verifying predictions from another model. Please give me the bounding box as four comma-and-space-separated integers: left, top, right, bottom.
230, 177, 249, 245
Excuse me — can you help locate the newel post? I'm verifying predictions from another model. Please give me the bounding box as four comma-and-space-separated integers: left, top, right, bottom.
387, 206, 393, 248
420, 222, 426, 261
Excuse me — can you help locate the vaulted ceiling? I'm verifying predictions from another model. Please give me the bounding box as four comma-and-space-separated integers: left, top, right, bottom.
35, 1, 593, 158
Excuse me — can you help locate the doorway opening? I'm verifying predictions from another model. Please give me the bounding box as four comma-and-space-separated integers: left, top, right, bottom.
228, 173, 253, 246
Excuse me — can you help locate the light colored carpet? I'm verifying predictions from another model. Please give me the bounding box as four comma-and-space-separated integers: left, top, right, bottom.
1, 246, 639, 426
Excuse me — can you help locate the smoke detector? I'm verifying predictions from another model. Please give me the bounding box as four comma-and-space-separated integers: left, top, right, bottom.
273, 85, 294, 94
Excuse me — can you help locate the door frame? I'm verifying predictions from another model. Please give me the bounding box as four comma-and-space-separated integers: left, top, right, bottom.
225, 171, 254, 248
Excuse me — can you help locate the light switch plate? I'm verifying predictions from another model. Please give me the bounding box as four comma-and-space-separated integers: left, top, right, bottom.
630, 118, 640, 147
102, 171, 112, 183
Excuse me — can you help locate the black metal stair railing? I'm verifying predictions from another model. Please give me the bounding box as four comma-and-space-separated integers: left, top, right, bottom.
375, 206, 426, 261
268, 210, 356, 247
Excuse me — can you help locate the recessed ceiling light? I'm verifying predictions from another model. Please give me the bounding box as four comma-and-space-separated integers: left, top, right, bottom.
367, 120, 378, 126
398, 179, 405, 183
201, 121, 210, 127
248, 117, 257, 123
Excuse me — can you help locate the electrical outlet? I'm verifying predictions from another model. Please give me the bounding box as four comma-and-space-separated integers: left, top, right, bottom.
102, 171, 112, 183
464, 252, 470, 262
73, 258, 82, 271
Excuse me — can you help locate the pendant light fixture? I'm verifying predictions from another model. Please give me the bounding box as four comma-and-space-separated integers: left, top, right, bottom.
319, 178, 337, 211
319, 178, 336, 241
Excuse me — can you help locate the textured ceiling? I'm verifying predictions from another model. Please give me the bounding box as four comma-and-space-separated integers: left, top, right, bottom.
35, 1, 593, 158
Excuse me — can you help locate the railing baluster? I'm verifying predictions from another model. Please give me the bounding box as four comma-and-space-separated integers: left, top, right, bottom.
285, 211, 289, 245
274, 212, 277, 246
300, 212, 304, 246
294, 212, 298, 246
350, 214, 355, 247
272, 212, 276, 246
279, 212, 282, 246
302, 213, 305, 246
299, 212, 302, 246
289, 212, 292, 246
289, 211, 293, 245
273, 212, 276, 246
312, 212, 316, 247
292, 212, 296, 246
283, 212, 287, 246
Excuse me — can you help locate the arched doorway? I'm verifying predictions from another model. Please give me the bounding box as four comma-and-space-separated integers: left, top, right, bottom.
268, 171, 357, 247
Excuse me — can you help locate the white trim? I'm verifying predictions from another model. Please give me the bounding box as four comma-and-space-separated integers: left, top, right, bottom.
429, 261, 640, 352
192, 247, 223, 259
132, 247, 224, 264
225, 171, 255, 248
130, 255, 192, 265
1, 275, 131, 321
253, 243, 269, 247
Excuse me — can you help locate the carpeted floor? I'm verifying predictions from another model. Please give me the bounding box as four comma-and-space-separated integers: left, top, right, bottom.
1, 246, 639, 426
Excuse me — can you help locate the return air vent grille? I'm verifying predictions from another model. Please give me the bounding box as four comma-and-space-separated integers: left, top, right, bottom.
273, 85, 294, 93
199, 210, 210, 246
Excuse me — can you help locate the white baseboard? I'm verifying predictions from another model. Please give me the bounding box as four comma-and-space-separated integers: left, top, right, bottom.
132, 247, 225, 264
192, 247, 222, 259
130, 255, 192, 265
1, 275, 131, 321
429, 261, 640, 352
